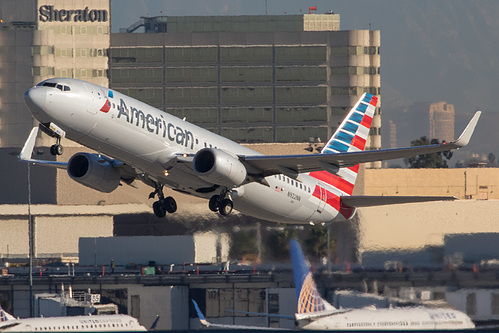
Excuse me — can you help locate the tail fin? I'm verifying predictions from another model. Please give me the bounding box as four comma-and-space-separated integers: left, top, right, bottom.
290, 239, 334, 314
0, 306, 15, 322
191, 300, 211, 328
322, 93, 377, 155
310, 93, 377, 196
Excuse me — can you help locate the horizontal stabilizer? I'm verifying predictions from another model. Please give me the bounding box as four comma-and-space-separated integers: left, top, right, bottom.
341, 195, 457, 208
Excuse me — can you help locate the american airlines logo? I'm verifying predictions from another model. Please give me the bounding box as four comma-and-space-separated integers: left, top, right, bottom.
117, 98, 195, 149
39, 5, 109, 22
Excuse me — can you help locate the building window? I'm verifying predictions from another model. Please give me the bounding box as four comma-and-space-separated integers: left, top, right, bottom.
466, 293, 476, 316
492, 293, 499, 315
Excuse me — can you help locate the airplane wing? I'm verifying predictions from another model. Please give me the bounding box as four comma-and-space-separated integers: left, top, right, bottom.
18, 127, 139, 188
239, 111, 481, 177
18, 127, 68, 169
0, 321, 22, 331
192, 300, 285, 330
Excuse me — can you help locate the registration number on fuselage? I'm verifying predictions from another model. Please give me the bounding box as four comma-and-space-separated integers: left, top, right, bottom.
287, 191, 301, 201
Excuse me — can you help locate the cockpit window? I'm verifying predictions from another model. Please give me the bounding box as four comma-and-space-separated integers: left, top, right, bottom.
40, 82, 71, 91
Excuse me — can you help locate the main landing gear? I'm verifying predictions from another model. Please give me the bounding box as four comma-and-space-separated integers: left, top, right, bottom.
209, 189, 233, 216
150, 183, 177, 218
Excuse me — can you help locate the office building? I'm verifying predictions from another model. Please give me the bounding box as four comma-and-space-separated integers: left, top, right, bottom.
110, 15, 381, 155
0, 0, 110, 147
429, 101, 455, 143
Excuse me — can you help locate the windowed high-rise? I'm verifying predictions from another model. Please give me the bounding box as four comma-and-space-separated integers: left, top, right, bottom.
110, 15, 381, 164
0, 0, 110, 147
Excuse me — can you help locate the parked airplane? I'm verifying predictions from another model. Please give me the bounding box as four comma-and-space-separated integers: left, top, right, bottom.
21, 78, 481, 223
289, 239, 475, 330
192, 240, 475, 330
0, 306, 147, 332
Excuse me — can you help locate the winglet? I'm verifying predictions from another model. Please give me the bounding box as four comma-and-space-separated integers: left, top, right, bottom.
192, 300, 210, 327
18, 127, 68, 169
453, 111, 481, 147
18, 127, 39, 161
149, 315, 160, 330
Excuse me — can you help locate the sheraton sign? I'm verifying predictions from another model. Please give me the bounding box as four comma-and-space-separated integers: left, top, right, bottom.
39, 5, 108, 22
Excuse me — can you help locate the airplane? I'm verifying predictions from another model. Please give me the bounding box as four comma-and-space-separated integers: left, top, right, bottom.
289, 239, 475, 330
20, 78, 481, 224
0, 306, 147, 332
191, 239, 475, 330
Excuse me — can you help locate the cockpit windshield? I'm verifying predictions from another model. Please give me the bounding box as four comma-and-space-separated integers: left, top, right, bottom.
37, 81, 71, 91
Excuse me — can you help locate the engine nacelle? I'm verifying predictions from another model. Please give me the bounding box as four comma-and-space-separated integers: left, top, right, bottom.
67, 153, 120, 193
193, 148, 247, 188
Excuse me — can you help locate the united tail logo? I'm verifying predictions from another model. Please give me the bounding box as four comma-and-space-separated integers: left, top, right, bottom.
0, 308, 8, 322
290, 239, 329, 314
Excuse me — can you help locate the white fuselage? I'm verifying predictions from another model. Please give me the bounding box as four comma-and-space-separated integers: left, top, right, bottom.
0, 314, 146, 332
297, 307, 475, 331
24, 78, 348, 224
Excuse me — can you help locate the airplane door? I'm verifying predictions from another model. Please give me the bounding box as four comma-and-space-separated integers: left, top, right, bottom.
84, 83, 97, 114
317, 185, 327, 213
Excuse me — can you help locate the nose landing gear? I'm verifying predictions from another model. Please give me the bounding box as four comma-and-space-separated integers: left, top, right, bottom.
150, 183, 177, 218
209, 189, 233, 216
50, 137, 64, 156
40, 122, 66, 156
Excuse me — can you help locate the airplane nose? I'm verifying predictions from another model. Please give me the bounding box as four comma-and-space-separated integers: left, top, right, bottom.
24, 87, 46, 113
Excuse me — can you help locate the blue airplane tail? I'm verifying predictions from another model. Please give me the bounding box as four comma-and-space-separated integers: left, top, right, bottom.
290, 239, 333, 314
0, 306, 15, 322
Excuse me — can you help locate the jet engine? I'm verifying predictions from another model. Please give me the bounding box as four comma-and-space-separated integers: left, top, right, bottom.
193, 148, 247, 188
67, 153, 120, 193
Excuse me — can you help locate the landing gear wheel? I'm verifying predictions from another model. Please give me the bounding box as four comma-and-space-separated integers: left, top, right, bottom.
209, 195, 220, 212
218, 199, 233, 216
50, 144, 63, 156
164, 196, 177, 213
153, 201, 166, 218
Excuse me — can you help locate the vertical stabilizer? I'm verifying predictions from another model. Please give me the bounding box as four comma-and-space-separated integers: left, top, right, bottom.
0, 306, 15, 322
290, 239, 334, 314
322, 93, 377, 155
309, 93, 377, 201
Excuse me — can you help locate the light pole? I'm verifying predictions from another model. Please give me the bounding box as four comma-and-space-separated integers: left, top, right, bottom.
27, 162, 34, 317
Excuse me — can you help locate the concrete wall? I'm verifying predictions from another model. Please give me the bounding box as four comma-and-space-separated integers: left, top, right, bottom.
361, 168, 499, 199
79, 233, 230, 266
0, 219, 29, 258
357, 200, 499, 264
127, 285, 189, 331
35, 215, 113, 257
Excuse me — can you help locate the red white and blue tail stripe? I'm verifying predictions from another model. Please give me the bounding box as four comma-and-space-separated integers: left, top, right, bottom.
309, 93, 377, 218
323, 93, 377, 155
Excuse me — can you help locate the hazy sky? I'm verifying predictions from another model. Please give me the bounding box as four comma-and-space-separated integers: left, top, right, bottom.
110, 0, 367, 32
